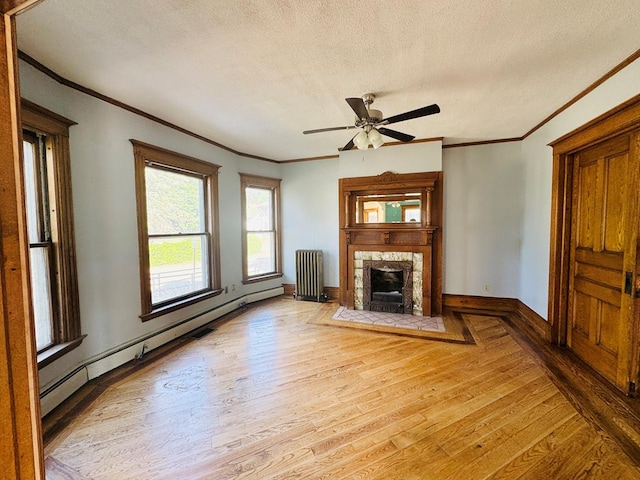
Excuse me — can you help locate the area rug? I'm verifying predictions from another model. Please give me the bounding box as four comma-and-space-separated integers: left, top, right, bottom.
310, 306, 476, 344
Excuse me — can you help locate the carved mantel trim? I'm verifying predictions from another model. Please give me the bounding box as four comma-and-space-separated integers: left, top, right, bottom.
338, 171, 443, 316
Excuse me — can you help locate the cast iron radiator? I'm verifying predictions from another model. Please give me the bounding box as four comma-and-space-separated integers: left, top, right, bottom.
294, 249, 326, 302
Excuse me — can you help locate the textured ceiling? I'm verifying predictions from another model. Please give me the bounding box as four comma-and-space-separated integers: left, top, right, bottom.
15, 0, 640, 161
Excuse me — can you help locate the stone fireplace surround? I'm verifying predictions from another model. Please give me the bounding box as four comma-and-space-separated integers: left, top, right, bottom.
354, 251, 423, 316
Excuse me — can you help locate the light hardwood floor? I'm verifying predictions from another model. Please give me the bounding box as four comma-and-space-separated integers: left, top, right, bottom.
44, 298, 640, 479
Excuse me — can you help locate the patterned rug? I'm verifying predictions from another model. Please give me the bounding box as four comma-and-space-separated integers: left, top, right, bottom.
309, 305, 476, 344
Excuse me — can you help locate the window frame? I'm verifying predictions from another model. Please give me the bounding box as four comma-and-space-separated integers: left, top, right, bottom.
131, 140, 222, 321
21, 99, 84, 368
239, 173, 282, 284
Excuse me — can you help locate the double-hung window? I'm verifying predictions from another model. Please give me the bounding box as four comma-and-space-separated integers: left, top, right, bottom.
21, 99, 83, 366
132, 140, 222, 320
239, 174, 282, 283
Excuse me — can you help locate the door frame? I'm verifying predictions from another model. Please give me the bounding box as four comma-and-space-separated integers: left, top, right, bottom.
0, 1, 48, 479
548, 93, 640, 391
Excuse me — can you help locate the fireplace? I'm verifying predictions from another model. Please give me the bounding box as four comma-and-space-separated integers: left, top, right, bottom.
363, 260, 413, 314
339, 171, 443, 316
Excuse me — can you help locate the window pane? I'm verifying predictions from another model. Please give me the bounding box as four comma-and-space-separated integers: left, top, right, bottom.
29, 246, 53, 351
246, 187, 272, 231
146, 167, 204, 235
247, 232, 275, 276
149, 235, 208, 304
23, 140, 41, 243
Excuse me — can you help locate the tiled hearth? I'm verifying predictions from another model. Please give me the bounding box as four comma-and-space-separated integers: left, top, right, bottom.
332, 306, 444, 332
354, 251, 424, 316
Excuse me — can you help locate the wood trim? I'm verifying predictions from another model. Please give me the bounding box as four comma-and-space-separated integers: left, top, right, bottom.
130, 139, 222, 174
131, 140, 222, 320
278, 154, 339, 164
442, 137, 522, 149
0, 10, 45, 479
239, 173, 282, 283
443, 293, 517, 311
0, 0, 41, 15
374, 136, 444, 149
21, 98, 76, 133
515, 299, 552, 342
549, 92, 640, 150
547, 150, 573, 345
19, 52, 279, 164
443, 294, 551, 341
36, 334, 85, 369
139, 289, 224, 322
524, 48, 640, 139
22, 99, 83, 349
283, 283, 339, 300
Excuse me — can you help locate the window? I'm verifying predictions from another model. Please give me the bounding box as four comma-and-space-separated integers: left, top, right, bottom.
240, 174, 282, 283
132, 140, 222, 320
21, 99, 83, 367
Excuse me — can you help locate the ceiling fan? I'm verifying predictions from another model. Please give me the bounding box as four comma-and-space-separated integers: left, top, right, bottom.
303, 93, 440, 151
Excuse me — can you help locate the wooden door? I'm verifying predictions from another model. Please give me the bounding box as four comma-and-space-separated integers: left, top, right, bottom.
567, 132, 640, 391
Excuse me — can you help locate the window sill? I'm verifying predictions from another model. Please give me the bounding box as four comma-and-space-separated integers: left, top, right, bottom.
38, 335, 86, 369
140, 289, 224, 322
242, 272, 283, 285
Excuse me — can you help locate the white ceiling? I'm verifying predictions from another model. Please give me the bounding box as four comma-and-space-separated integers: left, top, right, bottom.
15, 0, 640, 161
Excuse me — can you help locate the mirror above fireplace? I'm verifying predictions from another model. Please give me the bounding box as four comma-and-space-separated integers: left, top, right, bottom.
356, 192, 422, 224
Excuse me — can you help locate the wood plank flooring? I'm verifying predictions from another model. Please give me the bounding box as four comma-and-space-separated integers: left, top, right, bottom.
43, 298, 640, 479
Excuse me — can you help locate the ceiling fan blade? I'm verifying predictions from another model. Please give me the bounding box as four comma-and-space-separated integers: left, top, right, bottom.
382, 104, 440, 125
378, 127, 415, 143
303, 125, 356, 134
341, 135, 356, 151
345, 97, 370, 121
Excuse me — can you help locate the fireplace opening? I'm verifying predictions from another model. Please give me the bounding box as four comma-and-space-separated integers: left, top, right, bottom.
363, 260, 413, 314
371, 268, 403, 305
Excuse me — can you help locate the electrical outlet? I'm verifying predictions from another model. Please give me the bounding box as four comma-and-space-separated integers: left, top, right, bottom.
224, 286, 228, 294
232, 284, 236, 291
484, 284, 490, 292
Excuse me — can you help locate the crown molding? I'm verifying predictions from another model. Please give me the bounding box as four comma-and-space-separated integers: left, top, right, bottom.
18, 46, 640, 163
522, 47, 640, 139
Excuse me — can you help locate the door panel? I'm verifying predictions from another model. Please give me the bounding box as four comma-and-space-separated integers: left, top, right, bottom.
603, 154, 627, 251
568, 132, 638, 389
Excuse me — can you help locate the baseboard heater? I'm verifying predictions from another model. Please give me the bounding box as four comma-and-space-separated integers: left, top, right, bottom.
294, 249, 326, 302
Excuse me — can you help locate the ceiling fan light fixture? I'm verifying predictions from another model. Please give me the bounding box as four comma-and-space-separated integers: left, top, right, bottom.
354, 130, 369, 150
368, 128, 384, 149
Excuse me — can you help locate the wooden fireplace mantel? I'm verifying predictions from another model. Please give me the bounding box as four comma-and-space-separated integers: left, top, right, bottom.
338, 171, 443, 316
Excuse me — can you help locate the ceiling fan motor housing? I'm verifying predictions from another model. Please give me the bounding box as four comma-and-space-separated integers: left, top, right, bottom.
366, 109, 383, 123
356, 108, 383, 126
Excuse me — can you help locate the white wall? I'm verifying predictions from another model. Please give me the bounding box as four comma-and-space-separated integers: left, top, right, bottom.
338, 140, 443, 177
519, 56, 640, 318
19, 61, 284, 390
281, 159, 340, 286
442, 142, 524, 298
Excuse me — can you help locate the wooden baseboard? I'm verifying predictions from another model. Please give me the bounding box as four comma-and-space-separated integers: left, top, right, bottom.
515, 299, 551, 342
443, 293, 550, 342
443, 294, 517, 312
282, 284, 339, 300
